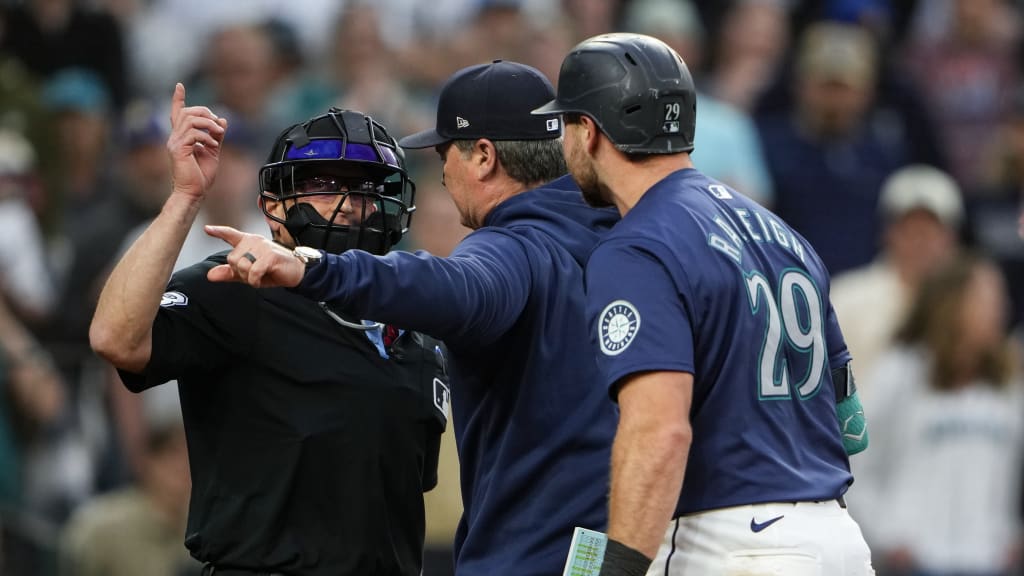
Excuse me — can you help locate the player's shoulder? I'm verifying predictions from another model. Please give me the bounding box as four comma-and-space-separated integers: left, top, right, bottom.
637, 169, 745, 224
589, 228, 687, 279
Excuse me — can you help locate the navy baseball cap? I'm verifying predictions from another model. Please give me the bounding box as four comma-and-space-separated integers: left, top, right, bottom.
399, 60, 562, 149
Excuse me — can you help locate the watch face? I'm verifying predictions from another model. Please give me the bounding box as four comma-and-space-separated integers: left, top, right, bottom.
294, 246, 321, 262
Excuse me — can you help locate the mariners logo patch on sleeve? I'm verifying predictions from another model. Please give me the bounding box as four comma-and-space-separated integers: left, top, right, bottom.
599, 300, 640, 356
160, 291, 188, 307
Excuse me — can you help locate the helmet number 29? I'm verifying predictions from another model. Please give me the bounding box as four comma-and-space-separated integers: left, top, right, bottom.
744, 269, 826, 400
663, 102, 681, 134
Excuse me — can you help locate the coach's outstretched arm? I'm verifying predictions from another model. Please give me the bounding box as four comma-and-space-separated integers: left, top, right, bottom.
205, 225, 531, 346
90, 84, 227, 373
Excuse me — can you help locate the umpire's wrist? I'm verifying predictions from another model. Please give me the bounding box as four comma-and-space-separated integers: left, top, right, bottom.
598, 538, 652, 576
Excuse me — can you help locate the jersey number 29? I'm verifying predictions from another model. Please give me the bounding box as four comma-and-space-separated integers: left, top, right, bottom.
744, 269, 826, 400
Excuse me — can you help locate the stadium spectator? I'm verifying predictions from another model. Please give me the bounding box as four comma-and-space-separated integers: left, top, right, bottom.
969, 85, 1024, 333
856, 252, 1023, 576
902, 0, 1021, 193
624, 0, 774, 205
757, 21, 910, 275
831, 165, 964, 393
0, 0, 127, 111
59, 412, 199, 576
705, 0, 790, 112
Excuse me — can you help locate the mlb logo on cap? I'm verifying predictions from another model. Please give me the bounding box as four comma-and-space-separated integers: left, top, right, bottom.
400, 60, 561, 149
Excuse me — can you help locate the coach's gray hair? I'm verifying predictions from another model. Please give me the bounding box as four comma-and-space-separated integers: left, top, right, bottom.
454, 138, 567, 186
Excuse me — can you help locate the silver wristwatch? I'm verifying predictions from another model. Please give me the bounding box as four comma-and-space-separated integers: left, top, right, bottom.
292, 246, 324, 269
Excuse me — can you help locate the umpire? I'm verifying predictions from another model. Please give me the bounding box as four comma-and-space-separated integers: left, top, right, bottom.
90, 84, 448, 576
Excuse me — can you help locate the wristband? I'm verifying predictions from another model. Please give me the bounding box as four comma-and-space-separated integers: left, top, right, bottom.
837, 390, 869, 455
598, 538, 652, 576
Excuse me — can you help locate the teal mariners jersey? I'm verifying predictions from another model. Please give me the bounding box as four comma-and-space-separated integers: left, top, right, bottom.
585, 168, 853, 517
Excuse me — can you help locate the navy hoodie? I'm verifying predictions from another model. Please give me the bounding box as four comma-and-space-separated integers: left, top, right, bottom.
296, 175, 619, 575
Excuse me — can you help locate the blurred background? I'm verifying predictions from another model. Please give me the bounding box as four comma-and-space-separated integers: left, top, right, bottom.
0, 0, 1022, 575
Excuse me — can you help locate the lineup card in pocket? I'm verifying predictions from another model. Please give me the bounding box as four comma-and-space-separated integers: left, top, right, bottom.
562, 527, 608, 576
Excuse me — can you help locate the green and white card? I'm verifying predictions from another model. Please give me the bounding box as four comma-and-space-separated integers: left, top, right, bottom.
562, 527, 608, 576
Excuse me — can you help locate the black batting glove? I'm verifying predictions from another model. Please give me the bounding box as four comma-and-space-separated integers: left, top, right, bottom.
598, 538, 652, 576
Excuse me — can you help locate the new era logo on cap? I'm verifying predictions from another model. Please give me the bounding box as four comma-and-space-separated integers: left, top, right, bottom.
399, 60, 560, 149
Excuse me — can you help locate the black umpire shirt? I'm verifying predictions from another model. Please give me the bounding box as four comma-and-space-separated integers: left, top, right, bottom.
117, 253, 448, 576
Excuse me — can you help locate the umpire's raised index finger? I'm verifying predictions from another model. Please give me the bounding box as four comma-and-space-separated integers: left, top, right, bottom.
170, 83, 185, 125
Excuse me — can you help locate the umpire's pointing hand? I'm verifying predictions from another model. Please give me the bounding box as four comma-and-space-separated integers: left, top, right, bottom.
205, 225, 307, 289
168, 83, 228, 200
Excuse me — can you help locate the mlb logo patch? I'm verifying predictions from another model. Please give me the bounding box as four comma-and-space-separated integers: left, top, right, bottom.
546, 118, 560, 132
708, 184, 733, 200
433, 378, 450, 422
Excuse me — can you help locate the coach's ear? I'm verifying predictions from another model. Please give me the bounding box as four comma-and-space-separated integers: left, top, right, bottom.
472, 138, 499, 182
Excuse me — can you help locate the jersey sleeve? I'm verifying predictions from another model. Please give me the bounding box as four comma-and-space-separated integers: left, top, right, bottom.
585, 239, 695, 398
117, 255, 260, 392
294, 229, 532, 348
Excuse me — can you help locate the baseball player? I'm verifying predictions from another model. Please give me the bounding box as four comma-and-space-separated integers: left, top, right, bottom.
533, 34, 874, 575
89, 84, 448, 575
204, 61, 619, 576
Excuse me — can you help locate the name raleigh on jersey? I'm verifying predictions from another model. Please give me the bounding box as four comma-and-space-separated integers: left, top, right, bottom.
707, 186, 807, 267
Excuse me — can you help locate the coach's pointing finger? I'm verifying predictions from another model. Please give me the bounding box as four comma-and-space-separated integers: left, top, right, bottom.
205, 224, 247, 247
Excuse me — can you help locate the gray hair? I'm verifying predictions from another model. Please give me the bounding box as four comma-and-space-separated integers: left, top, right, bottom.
454, 138, 567, 186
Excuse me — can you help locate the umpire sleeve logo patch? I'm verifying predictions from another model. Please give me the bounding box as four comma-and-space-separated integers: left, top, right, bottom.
433, 378, 450, 422
160, 291, 188, 307
599, 300, 640, 356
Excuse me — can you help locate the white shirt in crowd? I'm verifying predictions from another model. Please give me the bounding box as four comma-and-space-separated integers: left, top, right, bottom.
851, 345, 1024, 574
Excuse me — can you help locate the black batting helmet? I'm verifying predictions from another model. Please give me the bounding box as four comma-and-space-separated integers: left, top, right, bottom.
260, 108, 415, 255
533, 33, 696, 154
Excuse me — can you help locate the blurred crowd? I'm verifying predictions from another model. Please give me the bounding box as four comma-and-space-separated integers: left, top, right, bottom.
0, 0, 1022, 575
